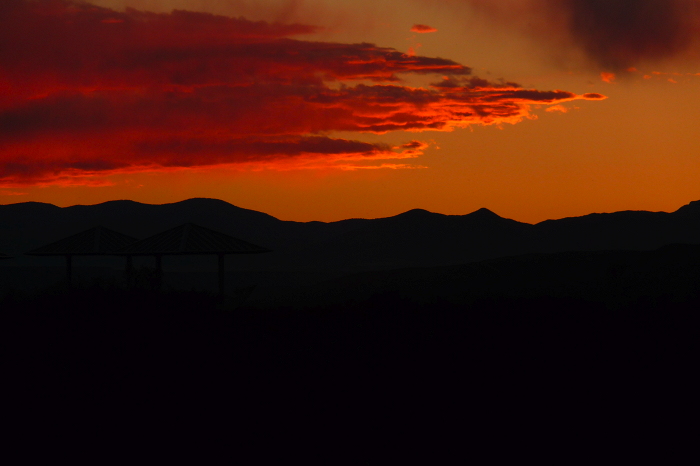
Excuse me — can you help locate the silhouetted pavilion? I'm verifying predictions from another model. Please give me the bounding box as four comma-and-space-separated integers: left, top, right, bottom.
25, 226, 138, 286
118, 223, 270, 297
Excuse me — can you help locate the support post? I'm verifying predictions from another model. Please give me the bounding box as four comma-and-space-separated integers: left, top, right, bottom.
218, 253, 225, 299
65, 255, 73, 288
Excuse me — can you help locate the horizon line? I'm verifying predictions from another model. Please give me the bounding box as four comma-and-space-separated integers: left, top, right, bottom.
1, 197, 698, 225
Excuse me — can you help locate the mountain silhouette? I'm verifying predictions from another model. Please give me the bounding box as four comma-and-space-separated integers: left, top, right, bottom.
2, 198, 700, 274
675, 200, 700, 217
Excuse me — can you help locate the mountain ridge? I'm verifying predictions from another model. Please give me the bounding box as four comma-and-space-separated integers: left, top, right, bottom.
1, 198, 520, 224
6, 197, 695, 224
1, 198, 699, 273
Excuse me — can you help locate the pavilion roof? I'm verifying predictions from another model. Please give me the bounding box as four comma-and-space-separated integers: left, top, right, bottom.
118, 223, 270, 256
25, 226, 138, 256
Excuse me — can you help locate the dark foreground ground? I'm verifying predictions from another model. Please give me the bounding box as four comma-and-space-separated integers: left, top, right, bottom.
3, 285, 699, 443
3, 246, 700, 453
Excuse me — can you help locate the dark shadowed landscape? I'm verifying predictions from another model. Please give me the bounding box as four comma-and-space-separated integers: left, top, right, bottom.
3, 198, 700, 448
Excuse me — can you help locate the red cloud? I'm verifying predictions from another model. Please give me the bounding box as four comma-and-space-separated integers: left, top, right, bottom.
0, 136, 425, 185
0, 1, 604, 186
411, 24, 438, 33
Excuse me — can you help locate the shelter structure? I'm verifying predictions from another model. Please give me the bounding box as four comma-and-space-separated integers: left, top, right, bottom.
25, 226, 138, 286
118, 222, 270, 297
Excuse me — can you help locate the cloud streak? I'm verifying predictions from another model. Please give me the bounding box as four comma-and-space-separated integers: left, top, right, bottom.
411, 24, 438, 33
0, 0, 604, 186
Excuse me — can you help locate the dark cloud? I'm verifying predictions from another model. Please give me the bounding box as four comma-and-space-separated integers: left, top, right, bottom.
557, 0, 699, 69
581, 93, 607, 100
135, 136, 397, 160
400, 141, 430, 150
461, 0, 700, 70
0, 1, 604, 185
0, 1, 469, 93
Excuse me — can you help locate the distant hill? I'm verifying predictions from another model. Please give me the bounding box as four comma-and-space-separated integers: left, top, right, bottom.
1, 198, 699, 275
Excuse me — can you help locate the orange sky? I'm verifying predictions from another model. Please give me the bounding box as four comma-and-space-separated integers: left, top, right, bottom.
1, 0, 699, 223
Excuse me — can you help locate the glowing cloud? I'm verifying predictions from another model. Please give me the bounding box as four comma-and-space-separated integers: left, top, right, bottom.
411, 24, 438, 33
0, 0, 604, 186
546, 105, 569, 113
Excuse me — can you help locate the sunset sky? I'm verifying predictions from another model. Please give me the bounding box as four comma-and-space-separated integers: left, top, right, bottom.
1, 0, 699, 222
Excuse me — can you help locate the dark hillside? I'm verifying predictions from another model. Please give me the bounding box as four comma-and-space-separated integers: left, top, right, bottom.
247, 243, 700, 311
532, 210, 699, 252
1, 199, 699, 289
